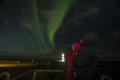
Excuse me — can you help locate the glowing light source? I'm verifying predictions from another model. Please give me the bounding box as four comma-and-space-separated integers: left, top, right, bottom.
61, 52, 65, 62
57, 52, 65, 62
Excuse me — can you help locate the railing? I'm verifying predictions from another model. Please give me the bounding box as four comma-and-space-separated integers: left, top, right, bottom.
0, 72, 11, 80
0, 69, 113, 80
12, 69, 63, 80
100, 75, 112, 80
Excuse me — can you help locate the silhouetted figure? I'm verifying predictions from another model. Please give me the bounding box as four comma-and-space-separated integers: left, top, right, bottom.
73, 32, 98, 80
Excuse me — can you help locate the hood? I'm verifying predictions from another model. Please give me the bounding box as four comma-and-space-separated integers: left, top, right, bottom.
82, 32, 98, 45
72, 41, 81, 52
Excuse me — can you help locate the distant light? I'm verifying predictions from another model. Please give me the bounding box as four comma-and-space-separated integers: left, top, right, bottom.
17, 61, 20, 63
56, 51, 66, 62
32, 59, 35, 62
60, 52, 65, 62
0, 65, 2, 67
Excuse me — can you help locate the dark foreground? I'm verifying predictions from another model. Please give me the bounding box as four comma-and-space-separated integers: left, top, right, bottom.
0, 60, 120, 80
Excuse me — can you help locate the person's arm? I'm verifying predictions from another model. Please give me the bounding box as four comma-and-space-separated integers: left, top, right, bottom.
73, 47, 91, 68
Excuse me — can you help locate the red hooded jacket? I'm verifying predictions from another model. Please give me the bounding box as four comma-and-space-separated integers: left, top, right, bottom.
66, 41, 81, 80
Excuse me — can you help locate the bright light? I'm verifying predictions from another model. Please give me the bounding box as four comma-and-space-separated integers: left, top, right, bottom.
17, 61, 20, 63
61, 52, 65, 62
32, 59, 35, 62
56, 51, 66, 62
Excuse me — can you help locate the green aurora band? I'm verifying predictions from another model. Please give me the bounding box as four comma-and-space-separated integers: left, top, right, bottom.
46, 0, 74, 46
17, 0, 74, 54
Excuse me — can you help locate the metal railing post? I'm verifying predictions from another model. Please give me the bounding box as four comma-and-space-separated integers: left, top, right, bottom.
12, 69, 63, 80
33, 71, 37, 80
12, 71, 33, 80
100, 75, 112, 80
0, 72, 10, 80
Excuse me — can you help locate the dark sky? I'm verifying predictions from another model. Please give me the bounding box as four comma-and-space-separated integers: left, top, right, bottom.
0, 0, 120, 58
55, 0, 120, 55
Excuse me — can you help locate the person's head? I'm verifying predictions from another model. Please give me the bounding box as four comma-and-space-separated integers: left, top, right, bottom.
71, 41, 81, 52
81, 32, 98, 45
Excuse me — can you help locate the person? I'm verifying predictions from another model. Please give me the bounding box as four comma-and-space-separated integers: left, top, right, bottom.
65, 41, 81, 80
73, 32, 98, 80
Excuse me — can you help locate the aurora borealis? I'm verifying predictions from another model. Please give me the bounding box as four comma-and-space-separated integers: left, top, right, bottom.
21, 0, 74, 54
0, 0, 74, 54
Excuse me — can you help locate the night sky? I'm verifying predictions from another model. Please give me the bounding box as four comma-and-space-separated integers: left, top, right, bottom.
0, 0, 120, 58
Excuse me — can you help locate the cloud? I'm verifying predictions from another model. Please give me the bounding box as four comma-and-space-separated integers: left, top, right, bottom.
0, 36, 14, 42
64, 6, 99, 25
87, 7, 99, 15
79, 7, 99, 18
0, 37, 6, 41
111, 31, 120, 41
23, 23, 33, 31
58, 30, 70, 35
40, 9, 55, 19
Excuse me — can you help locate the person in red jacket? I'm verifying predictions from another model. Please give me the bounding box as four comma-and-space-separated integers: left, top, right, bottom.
66, 41, 81, 80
